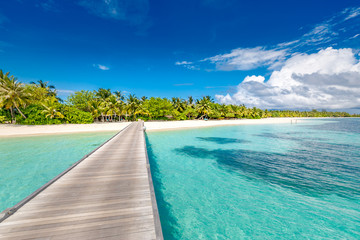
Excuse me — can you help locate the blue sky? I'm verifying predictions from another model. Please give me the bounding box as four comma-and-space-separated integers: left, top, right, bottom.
0, 0, 360, 111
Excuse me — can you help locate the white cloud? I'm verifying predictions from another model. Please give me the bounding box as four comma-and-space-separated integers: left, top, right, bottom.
276, 40, 300, 48
216, 48, 360, 110
302, 24, 337, 46
349, 34, 360, 39
343, 7, 360, 21
202, 47, 288, 71
175, 61, 199, 70
57, 89, 75, 94
243, 75, 265, 83
93, 64, 110, 70
185, 65, 199, 70
175, 61, 193, 65
199, 7, 360, 72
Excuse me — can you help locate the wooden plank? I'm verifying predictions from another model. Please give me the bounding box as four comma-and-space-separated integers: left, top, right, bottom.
0, 121, 163, 240
1, 218, 156, 239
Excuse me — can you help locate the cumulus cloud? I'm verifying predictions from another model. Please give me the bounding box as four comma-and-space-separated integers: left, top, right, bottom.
216, 48, 360, 110
93, 64, 110, 70
202, 47, 288, 71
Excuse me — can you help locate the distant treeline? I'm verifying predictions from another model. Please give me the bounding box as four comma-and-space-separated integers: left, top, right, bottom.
0, 70, 358, 124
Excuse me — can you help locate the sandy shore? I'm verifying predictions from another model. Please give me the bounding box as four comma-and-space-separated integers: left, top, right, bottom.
0, 122, 132, 137
0, 118, 301, 137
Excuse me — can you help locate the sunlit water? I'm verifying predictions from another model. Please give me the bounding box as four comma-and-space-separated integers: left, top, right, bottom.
0, 131, 116, 212
146, 119, 360, 239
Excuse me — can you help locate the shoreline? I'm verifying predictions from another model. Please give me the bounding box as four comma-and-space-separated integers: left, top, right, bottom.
0, 122, 131, 137
0, 118, 307, 137
144, 118, 303, 132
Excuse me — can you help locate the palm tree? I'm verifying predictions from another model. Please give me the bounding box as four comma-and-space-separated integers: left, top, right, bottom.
0, 70, 30, 122
114, 91, 126, 101
30, 80, 55, 89
126, 94, 140, 120
103, 95, 122, 121
205, 95, 214, 103
27, 84, 49, 103
42, 97, 64, 119
89, 100, 101, 121
171, 97, 186, 112
183, 105, 197, 119
187, 96, 195, 107
30, 80, 57, 97
96, 88, 112, 100
196, 96, 213, 119
95, 88, 112, 122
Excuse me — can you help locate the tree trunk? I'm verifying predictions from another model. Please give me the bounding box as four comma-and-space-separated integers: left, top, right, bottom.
14, 103, 27, 119
10, 107, 14, 123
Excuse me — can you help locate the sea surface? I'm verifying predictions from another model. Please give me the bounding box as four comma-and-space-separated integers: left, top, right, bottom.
146, 119, 360, 239
0, 131, 116, 212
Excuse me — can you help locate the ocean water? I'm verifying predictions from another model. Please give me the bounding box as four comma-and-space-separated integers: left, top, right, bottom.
0, 131, 116, 212
146, 119, 360, 239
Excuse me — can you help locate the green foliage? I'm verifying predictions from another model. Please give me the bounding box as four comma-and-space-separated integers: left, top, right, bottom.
208, 111, 221, 119
15, 104, 93, 125
183, 106, 197, 120
66, 90, 96, 112
95, 88, 112, 100
0, 108, 11, 123
16, 105, 62, 125
141, 97, 174, 120
0, 116, 6, 123
0, 70, 31, 122
268, 110, 354, 118
59, 105, 93, 124
1, 68, 360, 125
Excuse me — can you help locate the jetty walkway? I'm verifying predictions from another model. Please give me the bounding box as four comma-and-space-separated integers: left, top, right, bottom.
0, 121, 163, 239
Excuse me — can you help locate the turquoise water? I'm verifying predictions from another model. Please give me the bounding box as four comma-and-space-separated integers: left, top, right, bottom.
146, 119, 360, 239
0, 131, 116, 212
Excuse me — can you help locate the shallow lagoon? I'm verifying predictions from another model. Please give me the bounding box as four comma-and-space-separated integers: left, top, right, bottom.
0, 119, 359, 239
0, 131, 116, 212
147, 119, 360, 239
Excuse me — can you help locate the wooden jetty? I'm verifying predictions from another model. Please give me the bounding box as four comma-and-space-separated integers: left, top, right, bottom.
0, 121, 163, 240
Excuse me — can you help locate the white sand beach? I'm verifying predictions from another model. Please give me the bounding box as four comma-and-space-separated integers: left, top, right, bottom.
0, 122, 132, 137
0, 118, 301, 137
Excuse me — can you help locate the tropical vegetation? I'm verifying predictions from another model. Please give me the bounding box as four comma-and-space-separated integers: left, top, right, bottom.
0, 70, 358, 124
